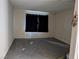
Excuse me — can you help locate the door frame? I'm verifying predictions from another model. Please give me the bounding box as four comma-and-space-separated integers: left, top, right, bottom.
69, 0, 78, 59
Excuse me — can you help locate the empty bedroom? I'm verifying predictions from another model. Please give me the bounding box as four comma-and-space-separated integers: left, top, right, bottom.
0, 0, 77, 59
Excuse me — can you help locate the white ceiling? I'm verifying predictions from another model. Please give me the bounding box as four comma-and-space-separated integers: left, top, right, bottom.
10, 0, 74, 12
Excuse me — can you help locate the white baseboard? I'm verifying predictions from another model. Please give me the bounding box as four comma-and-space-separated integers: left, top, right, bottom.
0, 39, 14, 59
47, 40, 69, 47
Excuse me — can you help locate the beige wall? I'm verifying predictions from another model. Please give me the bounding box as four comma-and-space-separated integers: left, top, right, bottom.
53, 10, 73, 44
0, 0, 14, 59
14, 9, 73, 44
14, 9, 54, 38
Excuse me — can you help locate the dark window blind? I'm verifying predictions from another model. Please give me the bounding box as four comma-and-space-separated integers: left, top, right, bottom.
25, 14, 48, 32
38, 15, 48, 32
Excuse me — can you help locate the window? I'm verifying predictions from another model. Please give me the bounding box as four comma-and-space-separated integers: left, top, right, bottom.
25, 14, 48, 32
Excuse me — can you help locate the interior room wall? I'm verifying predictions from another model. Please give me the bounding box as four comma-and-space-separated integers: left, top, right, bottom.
14, 9, 73, 44
53, 10, 73, 44
14, 9, 54, 38
0, 0, 14, 59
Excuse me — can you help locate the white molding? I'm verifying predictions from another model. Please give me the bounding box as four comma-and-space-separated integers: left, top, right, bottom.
0, 39, 14, 59
24, 10, 48, 15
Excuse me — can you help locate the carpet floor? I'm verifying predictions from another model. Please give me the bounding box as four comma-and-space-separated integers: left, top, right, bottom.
5, 39, 68, 59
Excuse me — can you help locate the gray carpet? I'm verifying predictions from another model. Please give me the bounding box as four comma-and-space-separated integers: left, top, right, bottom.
5, 39, 68, 59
